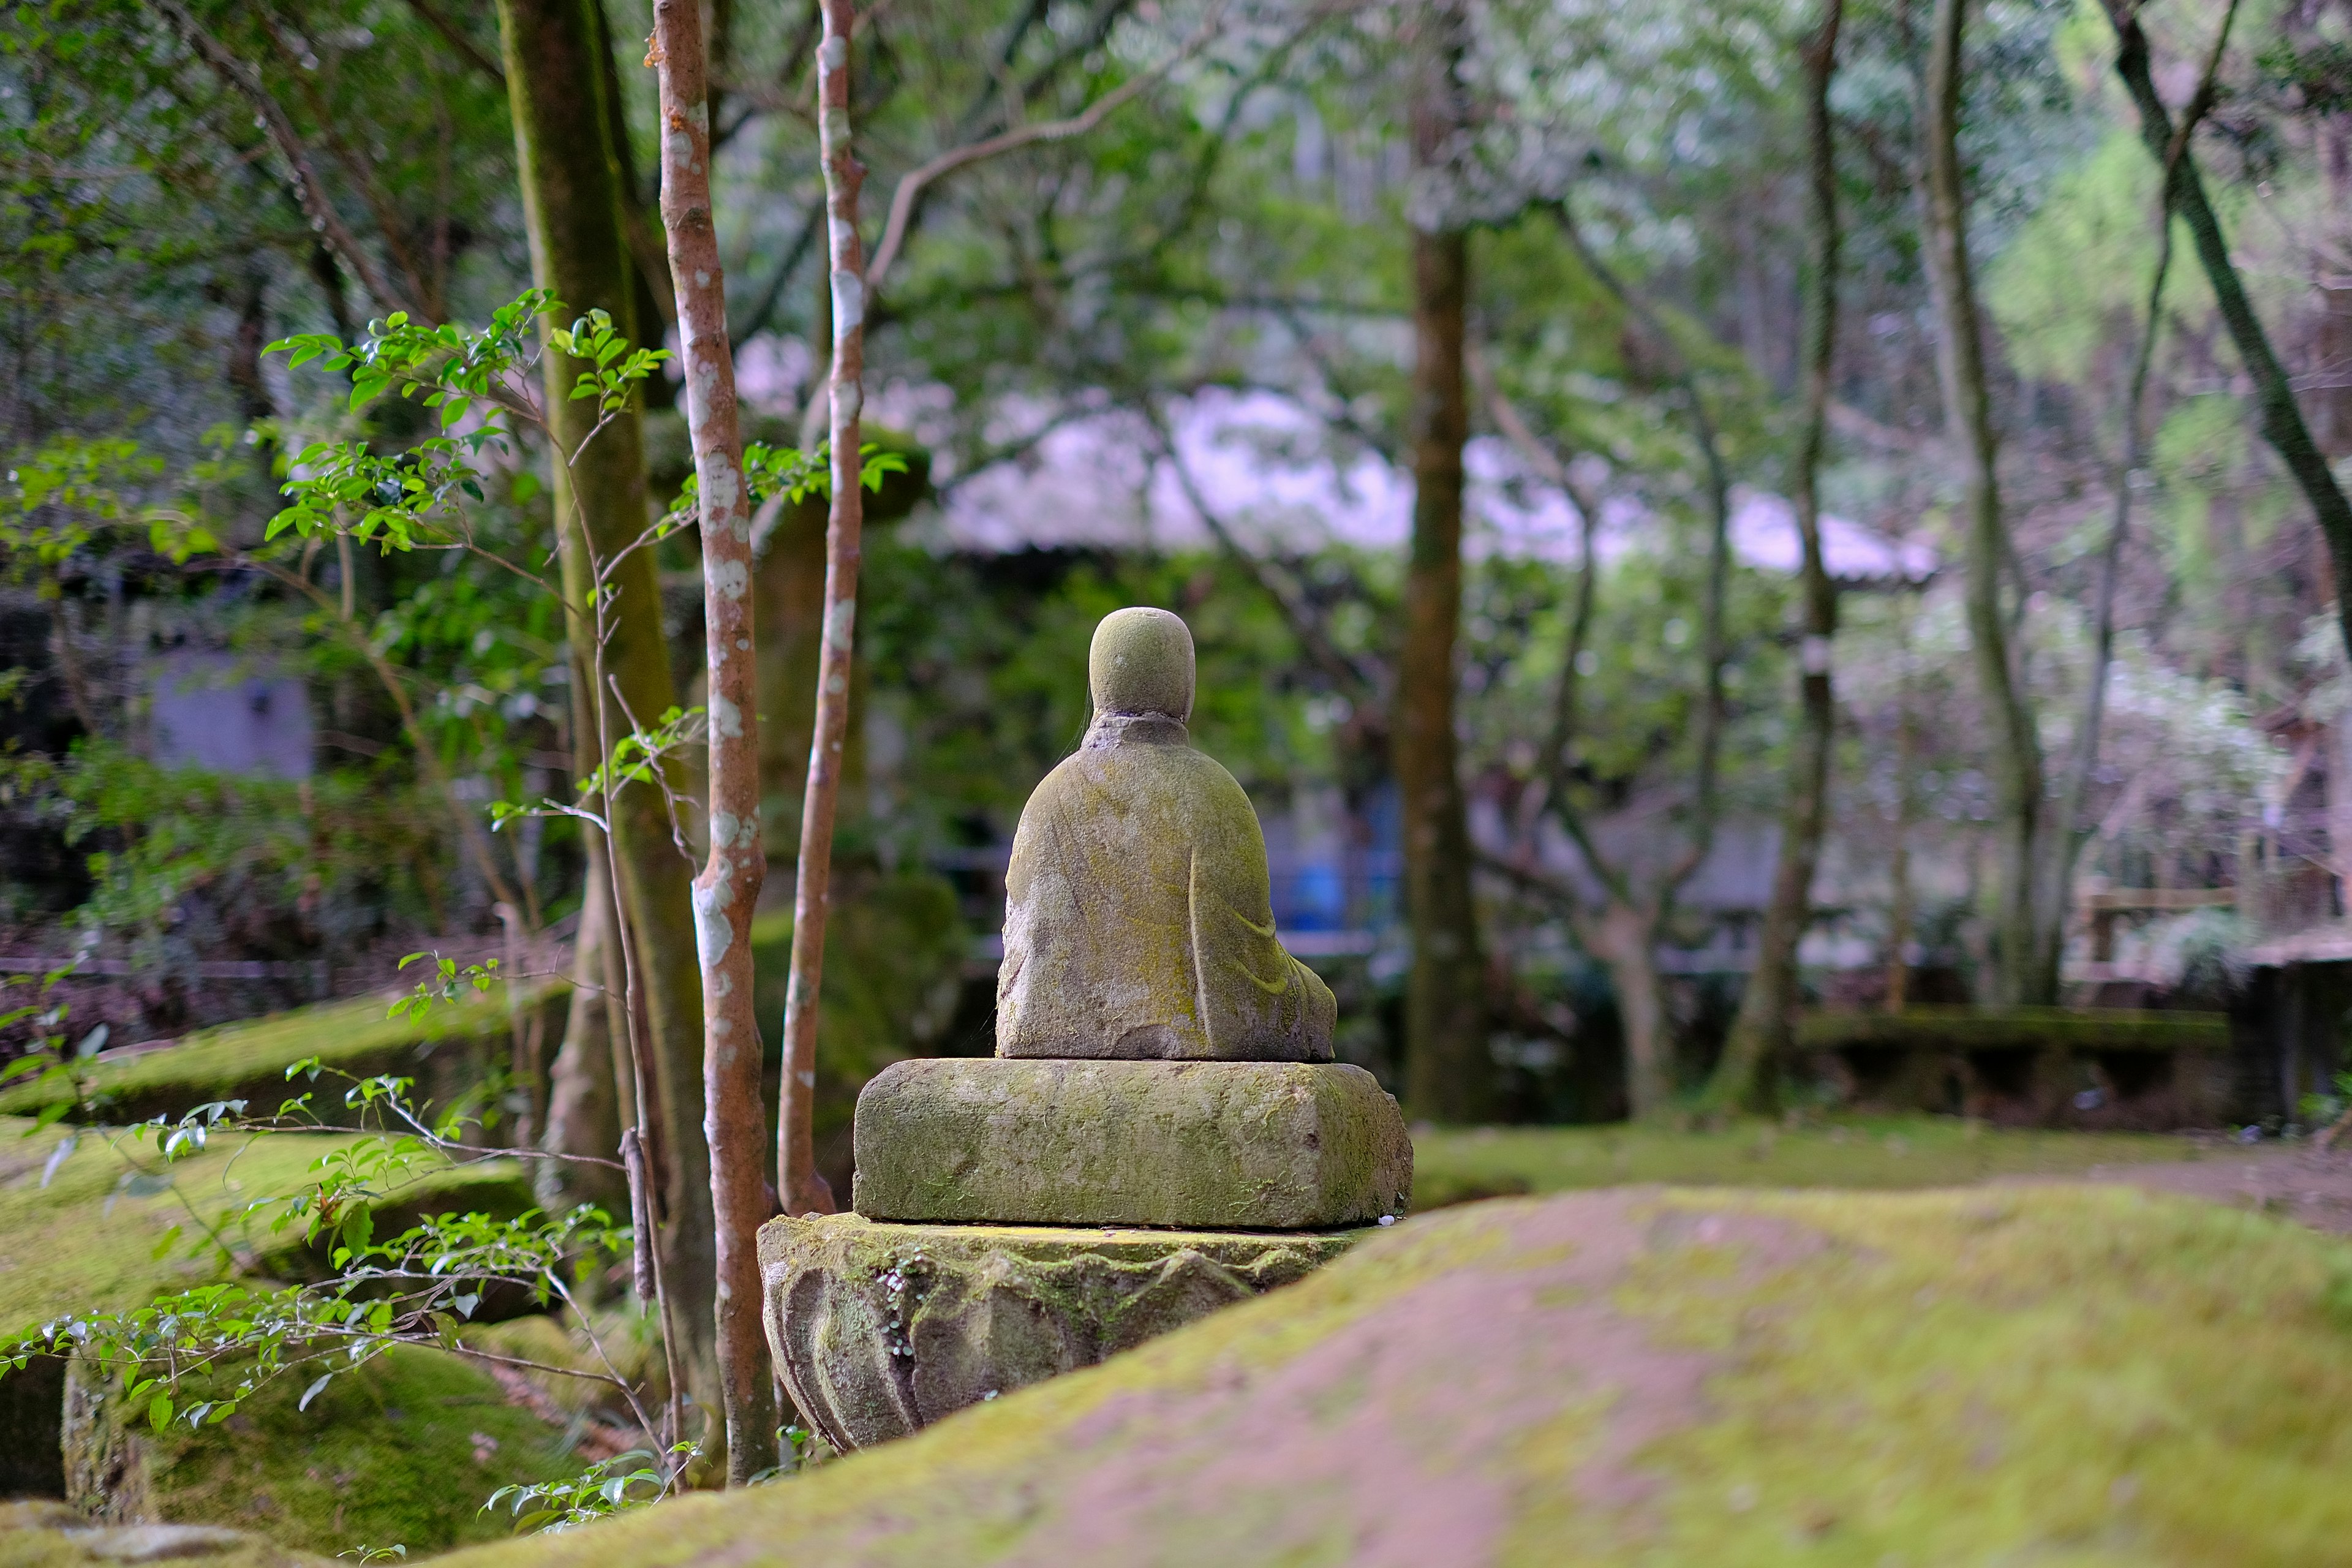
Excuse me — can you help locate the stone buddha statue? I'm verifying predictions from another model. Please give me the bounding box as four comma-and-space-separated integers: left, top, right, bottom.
996, 607, 1337, 1061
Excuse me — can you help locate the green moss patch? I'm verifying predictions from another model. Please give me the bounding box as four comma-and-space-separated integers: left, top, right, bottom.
435, 1184, 2352, 1567
0, 1117, 532, 1333
0, 1118, 571, 1559
1794, 1006, 2230, 1052
0, 986, 558, 1128
143, 1343, 576, 1559
1410, 1114, 2191, 1209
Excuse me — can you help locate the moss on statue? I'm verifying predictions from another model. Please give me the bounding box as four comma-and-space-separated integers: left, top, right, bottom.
852, 1058, 1411, 1228
761, 1214, 1363, 1449
996, 608, 1335, 1063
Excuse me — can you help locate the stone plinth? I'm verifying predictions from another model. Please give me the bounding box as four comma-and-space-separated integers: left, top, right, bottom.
852, 1057, 1412, 1229
761, 1214, 1364, 1450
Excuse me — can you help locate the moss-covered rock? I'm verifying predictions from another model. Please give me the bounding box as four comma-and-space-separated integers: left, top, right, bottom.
0, 1501, 326, 1566
439, 1184, 2352, 1566
761, 1214, 1362, 1450
0, 986, 560, 1129
0, 1120, 566, 1555
1793, 1008, 2235, 1126
851, 1058, 1411, 1227
1794, 1006, 2231, 1052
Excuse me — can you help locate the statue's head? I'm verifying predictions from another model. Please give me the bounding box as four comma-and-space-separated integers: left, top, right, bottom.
1089, 607, 1194, 723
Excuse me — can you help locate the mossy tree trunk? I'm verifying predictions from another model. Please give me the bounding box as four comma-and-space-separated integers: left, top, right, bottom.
1396, 0, 1492, 1126
538, 840, 630, 1216
1920, 0, 2052, 1006
2103, 0, 2352, 668
497, 0, 719, 1446
1706, 0, 1843, 1113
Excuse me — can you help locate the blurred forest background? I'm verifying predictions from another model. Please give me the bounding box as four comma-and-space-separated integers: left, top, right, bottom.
1, 0, 2342, 1145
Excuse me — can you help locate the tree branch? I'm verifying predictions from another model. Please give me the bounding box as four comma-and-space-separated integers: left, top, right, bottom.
155, 1, 421, 318
862, 9, 1221, 298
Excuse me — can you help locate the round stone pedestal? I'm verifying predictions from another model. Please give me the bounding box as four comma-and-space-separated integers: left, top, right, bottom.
760, 1215, 1365, 1450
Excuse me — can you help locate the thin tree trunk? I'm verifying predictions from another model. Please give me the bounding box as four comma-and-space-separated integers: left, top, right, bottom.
1708, 0, 1844, 1113
2104, 0, 2352, 665
1920, 0, 2047, 1006
540, 841, 630, 1216
1578, 900, 1671, 1121
1886, 618, 1918, 1012
777, 0, 866, 1215
647, 0, 777, 1486
2032, 149, 2181, 980
1397, 0, 1491, 1125
497, 0, 716, 1453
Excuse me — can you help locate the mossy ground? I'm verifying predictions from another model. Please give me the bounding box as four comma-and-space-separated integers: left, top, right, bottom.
0, 1117, 577, 1559
143, 1344, 575, 1558
0, 986, 546, 1128
440, 1183, 2352, 1567
1410, 1113, 2191, 1208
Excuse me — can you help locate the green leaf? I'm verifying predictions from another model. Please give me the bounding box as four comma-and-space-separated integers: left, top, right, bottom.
299, 1373, 332, 1412
148, 1393, 172, 1433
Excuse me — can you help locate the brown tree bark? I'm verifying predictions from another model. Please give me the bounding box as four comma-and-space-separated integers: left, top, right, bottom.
777, 0, 867, 1214
497, 0, 716, 1452
646, 0, 777, 1485
538, 842, 631, 1217
1707, 0, 1844, 1112
1920, 0, 2049, 1006
1396, 0, 1492, 1125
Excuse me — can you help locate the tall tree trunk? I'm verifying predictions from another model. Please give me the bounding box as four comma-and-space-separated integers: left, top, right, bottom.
1920, 0, 2048, 1006
647, 0, 777, 1486
497, 0, 718, 1450
1708, 0, 1844, 1112
1397, 0, 1491, 1125
1885, 616, 1920, 1012
777, 0, 867, 1214
2104, 1, 2352, 665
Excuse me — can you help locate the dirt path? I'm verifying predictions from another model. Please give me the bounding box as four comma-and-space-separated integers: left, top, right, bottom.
2046, 1140, 2352, 1234
984, 1193, 1819, 1567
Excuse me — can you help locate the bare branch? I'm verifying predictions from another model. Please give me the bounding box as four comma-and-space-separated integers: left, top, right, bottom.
864, 8, 1224, 298
400, 0, 507, 87
153, 0, 423, 319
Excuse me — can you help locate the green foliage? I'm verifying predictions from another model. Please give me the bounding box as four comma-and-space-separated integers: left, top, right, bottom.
0, 739, 445, 957
266, 295, 662, 554
483, 1444, 695, 1534
666, 440, 909, 529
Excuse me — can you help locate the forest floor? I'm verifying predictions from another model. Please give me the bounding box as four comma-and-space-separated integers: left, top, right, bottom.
7, 1108, 2350, 1563
426, 1180, 2352, 1568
